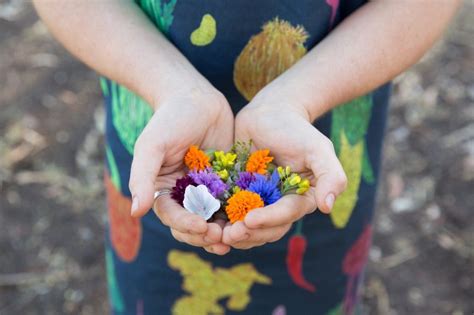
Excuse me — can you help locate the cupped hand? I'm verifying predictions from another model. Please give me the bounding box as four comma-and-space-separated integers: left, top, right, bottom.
223, 91, 347, 249
129, 86, 234, 255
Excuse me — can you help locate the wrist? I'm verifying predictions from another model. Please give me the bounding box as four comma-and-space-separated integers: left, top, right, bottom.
248, 82, 315, 122
249, 69, 331, 123
147, 68, 222, 111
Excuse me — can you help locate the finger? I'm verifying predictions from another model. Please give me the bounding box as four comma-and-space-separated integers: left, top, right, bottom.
224, 221, 291, 246
204, 222, 224, 243
129, 127, 165, 218
222, 221, 250, 244
171, 223, 230, 253
232, 241, 266, 250
171, 229, 209, 247
308, 138, 347, 213
154, 195, 207, 234
231, 224, 291, 249
244, 194, 315, 229
204, 243, 231, 256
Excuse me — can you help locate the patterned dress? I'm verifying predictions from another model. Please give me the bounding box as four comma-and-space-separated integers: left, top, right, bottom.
102, 1, 391, 314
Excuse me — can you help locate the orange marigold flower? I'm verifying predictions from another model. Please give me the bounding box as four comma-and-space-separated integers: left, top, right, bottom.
184, 145, 210, 171
246, 149, 273, 174
225, 190, 264, 223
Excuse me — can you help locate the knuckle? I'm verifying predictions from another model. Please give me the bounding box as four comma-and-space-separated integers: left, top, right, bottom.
335, 172, 348, 191
170, 229, 183, 243
128, 174, 138, 192
185, 216, 201, 232
134, 132, 166, 156
133, 133, 148, 152
321, 136, 335, 152
290, 210, 301, 223
156, 210, 170, 227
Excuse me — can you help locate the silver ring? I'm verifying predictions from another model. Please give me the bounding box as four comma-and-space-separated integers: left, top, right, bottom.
154, 189, 172, 200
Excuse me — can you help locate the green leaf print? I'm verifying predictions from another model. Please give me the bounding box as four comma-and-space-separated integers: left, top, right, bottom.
362, 144, 375, 184
100, 77, 109, 97
137, 0, 177, 33
331, 94, 375, 185
109, 82, 153, 155
331, 94, 373, 154
106, 144, 122, 190
326, 303, 343, 315
100, 1, 177, 155
106, 248, 125, 313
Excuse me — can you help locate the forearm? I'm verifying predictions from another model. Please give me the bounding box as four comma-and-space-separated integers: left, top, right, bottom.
33, 0, 210, 108
258, 0, 461, 121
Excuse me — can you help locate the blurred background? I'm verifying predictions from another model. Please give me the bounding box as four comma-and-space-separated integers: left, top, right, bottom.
0, 1, 473, 314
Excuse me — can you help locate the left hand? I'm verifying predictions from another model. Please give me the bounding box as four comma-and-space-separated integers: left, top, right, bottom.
223, 89, 348, 249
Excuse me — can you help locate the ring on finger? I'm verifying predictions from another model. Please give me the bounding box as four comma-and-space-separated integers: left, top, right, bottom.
154, 189, 172, 200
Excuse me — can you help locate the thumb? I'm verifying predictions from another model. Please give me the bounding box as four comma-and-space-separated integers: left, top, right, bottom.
308, 143, 348, 214
129, 133, 165, 218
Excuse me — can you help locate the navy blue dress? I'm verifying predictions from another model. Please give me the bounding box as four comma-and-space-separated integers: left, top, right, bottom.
101, 1, 390, 314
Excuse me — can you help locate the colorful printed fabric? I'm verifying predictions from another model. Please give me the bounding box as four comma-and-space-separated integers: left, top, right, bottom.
102, 1, 391, 314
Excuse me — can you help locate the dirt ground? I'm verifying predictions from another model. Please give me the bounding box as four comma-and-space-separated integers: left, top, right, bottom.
0, 1, 473, 315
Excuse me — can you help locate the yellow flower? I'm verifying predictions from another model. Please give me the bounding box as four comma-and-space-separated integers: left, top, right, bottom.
214, 151, 237, 169
217, 169, 229, 180
296, 179, 310, 195
289, 174, 301, 186
277, 166, 285, 178
225, 191, 264, 223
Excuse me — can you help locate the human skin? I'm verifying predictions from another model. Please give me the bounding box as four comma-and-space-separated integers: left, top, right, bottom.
33, 0, 461, 253
223, 0, 462, 249
33, 1, 234, 255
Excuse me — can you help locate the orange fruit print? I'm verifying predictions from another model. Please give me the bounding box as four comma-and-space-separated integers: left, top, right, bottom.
105, 174, 142, 262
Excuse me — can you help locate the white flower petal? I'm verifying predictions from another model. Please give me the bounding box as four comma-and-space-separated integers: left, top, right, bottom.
183, 185, 221, 220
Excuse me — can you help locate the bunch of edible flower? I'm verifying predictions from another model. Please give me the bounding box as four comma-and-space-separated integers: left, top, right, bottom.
171, 142, 310, 223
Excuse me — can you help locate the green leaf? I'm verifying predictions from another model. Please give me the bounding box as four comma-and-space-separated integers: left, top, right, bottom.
362, 143, 375, 184
332, 94, 373, 146
330, 110, 343, 155
109, 82, 153, 155
99, 77, 109, 97
138, 0, 176, 33
326, 303, 343, 315
106, 145, 122, 190
106, 249, 125, 313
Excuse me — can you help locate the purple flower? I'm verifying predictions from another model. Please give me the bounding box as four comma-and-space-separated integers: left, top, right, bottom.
248, 171, 282, 205
235, 171, 256, 190
171, 175, 196, 206
188, 168, 228, 198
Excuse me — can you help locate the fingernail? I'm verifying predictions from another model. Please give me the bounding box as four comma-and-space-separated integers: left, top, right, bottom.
131, 196, 139, 215
325, 193, 335, 211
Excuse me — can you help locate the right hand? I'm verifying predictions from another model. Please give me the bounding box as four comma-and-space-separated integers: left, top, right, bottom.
129, 85, 234, 255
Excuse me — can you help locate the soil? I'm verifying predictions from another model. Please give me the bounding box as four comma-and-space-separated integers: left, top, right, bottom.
0, 1, 473, 315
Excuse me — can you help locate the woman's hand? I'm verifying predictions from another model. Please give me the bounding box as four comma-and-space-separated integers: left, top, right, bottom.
129, 85, 234, 255
223, 90, 347, 249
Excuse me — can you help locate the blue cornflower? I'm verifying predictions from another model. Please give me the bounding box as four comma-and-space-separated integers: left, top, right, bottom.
248, 171, 282, 205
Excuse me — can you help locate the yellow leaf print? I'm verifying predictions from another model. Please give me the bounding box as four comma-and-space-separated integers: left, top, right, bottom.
168, 250, 272, 315
234, 18, 308, 101
330, 132, 364, 228
190, 14, 217, 46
